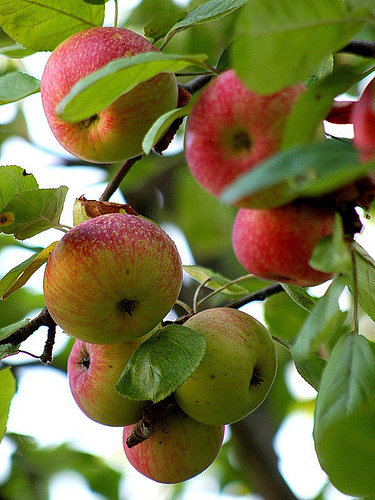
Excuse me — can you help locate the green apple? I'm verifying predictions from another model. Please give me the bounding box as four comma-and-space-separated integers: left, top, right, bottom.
43, 213, 183, 344
68, 337, 150, 426
123, 405, 224, 483
174, 308, 277, 425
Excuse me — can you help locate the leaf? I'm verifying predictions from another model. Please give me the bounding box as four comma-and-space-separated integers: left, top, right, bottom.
0, 344, 20, 362
282, 63, 375, 149
221, 140, 374, 208
314, 334, 375, 496
0, 71, 40, 105
0, 319, 29, 342
348, 243, 375, 322
163, 0, 247, 46
0, 242, 58, 300
294, 355, 326, 392
292, 277, 347, 361
183, 264, 255, 295
142, 92, 199, 155
0, 186, 68, 240
281, 284, 318, 311
0, 165, 38, 212
0, 0, 105, 51
0, 44, 35, 58
56, 52, 208, 122
309, 213, 352, 274
264, 292, 309, 341
0, 368, 16, 442
116, 325, 206, 403
232, 0, 367, 94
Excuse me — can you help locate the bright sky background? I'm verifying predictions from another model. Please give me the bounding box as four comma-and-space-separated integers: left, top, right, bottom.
0, 1, 372, 499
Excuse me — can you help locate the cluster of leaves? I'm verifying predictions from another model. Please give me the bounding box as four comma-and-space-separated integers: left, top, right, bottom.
0, 0, 375, 499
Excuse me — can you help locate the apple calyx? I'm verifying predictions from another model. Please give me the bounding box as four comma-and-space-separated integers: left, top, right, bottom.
126, 397, 175, 448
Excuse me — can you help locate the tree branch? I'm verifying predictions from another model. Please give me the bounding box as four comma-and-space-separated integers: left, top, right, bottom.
340, 40, 375, 58
0, 307, 56, 346
228, 283, 284, 310
99, 155, 143, 202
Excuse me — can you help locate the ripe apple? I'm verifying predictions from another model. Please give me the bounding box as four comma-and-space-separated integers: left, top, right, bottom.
123, 405, 224, 483
68, 338, 150, 426
174, 308, 276, 426
184, 69, 305, 202
232, 203, 335, 287
41, 27, 178, 163
43, 213, 183, 344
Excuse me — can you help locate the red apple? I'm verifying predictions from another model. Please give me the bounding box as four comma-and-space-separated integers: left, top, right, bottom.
41, 27, 178, 163
353, 78, 375, 167
232, 203, 335, 287
43, 213, 183, 344
123, 405, 224, 483
184, 69, 305, 202
68, 338, 150, 426
174, 308, 276, 426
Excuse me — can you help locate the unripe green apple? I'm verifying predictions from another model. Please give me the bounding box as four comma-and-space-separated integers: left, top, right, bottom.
232, 203, 335, 287
123, 405, 224, 483
174, 308, 276, 426
41, 27, 178, 163
68, 338, 150, 426
184, 69, 305, 204
43, 213, 183, 344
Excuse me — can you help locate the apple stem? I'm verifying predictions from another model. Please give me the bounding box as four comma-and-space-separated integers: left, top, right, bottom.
113, 0, 119, 28
350, 243, 360, 335
100, 155, 142, 202
192, 278, 211, 313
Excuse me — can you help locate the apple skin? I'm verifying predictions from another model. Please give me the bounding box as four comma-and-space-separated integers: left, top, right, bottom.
41, 27, 178, 163
43, 213, 183, 344
232, 204, 335, 287
68, 338, 149, 426
123, 405, 224, 483
353, 78, 375, 163
184, 69, 305, 203
174, 308, 277, 426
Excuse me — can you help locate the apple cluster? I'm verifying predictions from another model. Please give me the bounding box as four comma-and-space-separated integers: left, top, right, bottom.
184, 70, 374, 287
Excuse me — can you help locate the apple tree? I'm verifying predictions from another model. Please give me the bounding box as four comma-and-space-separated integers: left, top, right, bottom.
1, 0, 375, 498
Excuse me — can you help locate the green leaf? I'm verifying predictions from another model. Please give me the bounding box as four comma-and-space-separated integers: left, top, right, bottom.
281, 284, 318, 311
0, 0, 105, 51
183, 264, 255, 295
232, 0, 367, 94
0, 344, 20, 362
0, 44, 35, 58
56, 52, 208, 122
142, 92, 200, 155
0, 242, 58, 299
0, 186, 68, 240
282, 63, 375, 149
314, 334, 375, 496
0, 319, 29, 342
0, 368, 16, 442
348, 243, 375, 322
294, 355, 326, 392
0, 71, 40, 105
221, 140, 374, 208
309, 213, 352, 274
264, 292, 309, 341
292, 277, 347, 361
0, 165, 38, 212
163, 0, 247, 46
116, 325, 206, 403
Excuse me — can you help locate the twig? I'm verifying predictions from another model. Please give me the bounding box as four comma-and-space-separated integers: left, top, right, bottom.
340, 40, 375, 58
0, 307, 56, 346
40, 323, 57, 364
113, 0, 119, 28
196, 273, 254, 311
228, 283, 284, 310
182, 74, 214, 95
99, 155, 142, 202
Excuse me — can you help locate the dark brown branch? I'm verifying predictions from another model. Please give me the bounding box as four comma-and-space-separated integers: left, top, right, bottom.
182, 74, 213, 95
228, 283, 284, 310
340, 40, 375, 58
0, 307, 56, 346
40, 323, 57, 364
99, 155, 143, 202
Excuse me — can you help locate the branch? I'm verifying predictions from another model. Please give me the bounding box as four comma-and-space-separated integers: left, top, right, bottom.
99, 155, 143, 202
182, 74, 213, 95
228, 283, 284, 309
0, 307, 56, 346
340, 40, 375, 58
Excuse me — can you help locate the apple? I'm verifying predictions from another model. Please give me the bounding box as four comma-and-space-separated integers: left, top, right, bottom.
68, 338, 150, 426
184, 69, 305, 202
40, 27, 178, 163
352, 77, 375, 163
123, 405, 224, 483
43, 213, 183, 344
232, 203, 335, 287
174, 308, 276, 426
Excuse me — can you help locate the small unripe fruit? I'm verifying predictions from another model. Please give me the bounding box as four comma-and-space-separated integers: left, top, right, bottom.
174, 308, 276, 425
41, 27, 178, 163
44, 213, 183, 344
123, 405, 224, 483
232, 204, 335, 287
184, 69, 305, 203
